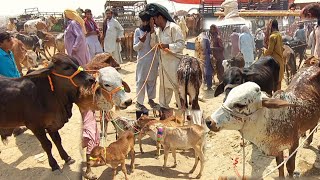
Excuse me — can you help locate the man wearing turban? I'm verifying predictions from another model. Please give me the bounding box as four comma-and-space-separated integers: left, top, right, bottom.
64, 9, 100, 180
145, 3, 185, 120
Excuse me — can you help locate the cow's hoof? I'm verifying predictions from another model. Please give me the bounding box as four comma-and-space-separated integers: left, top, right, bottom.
65, 157, 75, 165
155, 155, 159, 159
196, 174, 202, 179
161, 167, 165, 171
171, 164, 177, 168
189, 169, 195, 173
303, 142, 311, 148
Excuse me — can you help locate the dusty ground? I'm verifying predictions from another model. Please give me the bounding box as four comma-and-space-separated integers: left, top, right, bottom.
0, 41, 320, 180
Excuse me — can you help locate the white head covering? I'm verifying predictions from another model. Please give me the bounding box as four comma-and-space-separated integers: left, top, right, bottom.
241, 25, 250, 34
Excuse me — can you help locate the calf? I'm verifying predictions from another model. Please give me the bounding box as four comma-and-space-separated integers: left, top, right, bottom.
158, 124, 205, 179
15, 33, 45, 60
55, 33, 65, 54
206, 69, 320, 178
139, 116, 183, 156
214, 56, 279, 102
37, 30, 56, 56
11, 38, 27, 75
222, 53, 245, 71
86, 131, 135, 180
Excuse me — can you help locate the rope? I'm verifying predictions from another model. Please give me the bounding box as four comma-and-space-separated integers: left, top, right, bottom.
261, 123, 320, 179
131, 45, 159, 101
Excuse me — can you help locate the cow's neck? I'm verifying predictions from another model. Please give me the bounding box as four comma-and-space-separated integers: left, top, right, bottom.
240, 107, 293, 156
34, 76, 78, 120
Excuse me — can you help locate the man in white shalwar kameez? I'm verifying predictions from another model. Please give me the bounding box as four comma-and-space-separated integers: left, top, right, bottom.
102, 9, 124, 64
146, 3, 185, 120
133, 11, 160, 111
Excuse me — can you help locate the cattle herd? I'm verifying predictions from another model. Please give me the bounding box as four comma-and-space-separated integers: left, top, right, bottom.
1, 13, 320, 180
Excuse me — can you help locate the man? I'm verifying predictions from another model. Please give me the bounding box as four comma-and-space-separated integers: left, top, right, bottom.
133, 11, 160, 112
308, 25, 317, 56
145, 3, 185, 120
102, 9, 124, 64
0, 32, 27, 136
63, 9, 99, 179
293, 23, 306, 43
264, 19, 284, 90
84, 9, 103, 59
230, 28, 240, 57
208, 24, 224, 83
6, 18, 17, 32
239, 25, 255, 67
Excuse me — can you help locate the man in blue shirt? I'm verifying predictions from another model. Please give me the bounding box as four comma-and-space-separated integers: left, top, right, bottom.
0, 32, 20, 78
0, 32, 27, 136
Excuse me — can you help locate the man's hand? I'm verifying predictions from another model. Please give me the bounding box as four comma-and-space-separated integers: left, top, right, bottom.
159, 43, 169, 49
139, 33, 147, 43
150, 18, 155, 33
116, 38, 121, 42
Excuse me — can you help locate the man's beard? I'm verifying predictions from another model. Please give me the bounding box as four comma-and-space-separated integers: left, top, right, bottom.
140, 24, 151, 32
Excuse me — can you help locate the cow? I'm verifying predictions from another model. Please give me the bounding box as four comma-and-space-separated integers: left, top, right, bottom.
11, 38, 27, 75
214, 56, 279, 102
121, 32, 134, 61
222, 53, 245, 71
15, 33, 46, 61
206, 72, 320, 177
0, 53, 96, 171
283, 45, 296, 85
185, 15, 196, 36
36, 30, 56, 57
55, 33, 65, 54
24, 16, 57, 34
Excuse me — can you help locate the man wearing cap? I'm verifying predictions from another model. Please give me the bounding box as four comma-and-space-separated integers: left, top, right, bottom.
0, 32, 27, 136
63, 10, 100, 179
84, 9, 103, 59
133, 11, 160, 113
102, 9, 124, 64
145, 3, 185, 119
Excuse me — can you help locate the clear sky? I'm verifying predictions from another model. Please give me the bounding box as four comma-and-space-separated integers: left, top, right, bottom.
0, 0, 199, 17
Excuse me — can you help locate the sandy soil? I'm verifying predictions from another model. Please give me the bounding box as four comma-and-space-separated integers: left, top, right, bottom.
0, 41, 320, 180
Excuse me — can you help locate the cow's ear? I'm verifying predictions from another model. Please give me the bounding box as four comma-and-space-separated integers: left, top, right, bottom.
24, 63, 53, 78
262, 98, 294, 108
214, 82, 225, 97
122, 81, 131, 93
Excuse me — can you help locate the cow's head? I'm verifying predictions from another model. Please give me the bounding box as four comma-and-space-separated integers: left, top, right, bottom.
207, 82, 292, 132
25, 53, 95, 89
304, 56, 320, 68
86, 53, 121, 71
30, 35, 44, 51
97, 67, 132, 110
214, 67, 256, 102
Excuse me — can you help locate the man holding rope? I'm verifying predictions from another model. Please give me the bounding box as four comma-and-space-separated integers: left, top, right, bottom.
133, 11, 160, 112
145, 3, 185, 120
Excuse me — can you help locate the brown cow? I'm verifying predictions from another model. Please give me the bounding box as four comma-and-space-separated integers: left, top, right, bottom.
206, 65, 320, 177
55, 33, 65, 54
121, 32, 134, 61
283, 45, 296, 85
0, 53, 95, 171
11, 38, 27, 75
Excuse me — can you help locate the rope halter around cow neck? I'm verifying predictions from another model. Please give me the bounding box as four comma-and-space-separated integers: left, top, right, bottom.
101, 85, 125, 103
47, 66, 84, 92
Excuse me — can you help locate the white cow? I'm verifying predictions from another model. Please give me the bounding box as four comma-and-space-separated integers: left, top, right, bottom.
206, 71, 320, 178
24, 17, 56, 34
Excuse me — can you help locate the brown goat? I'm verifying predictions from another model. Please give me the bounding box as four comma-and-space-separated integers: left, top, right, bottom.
138, 115, 182, 157
159, 124, 206, 179
86, 131, 135, 180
